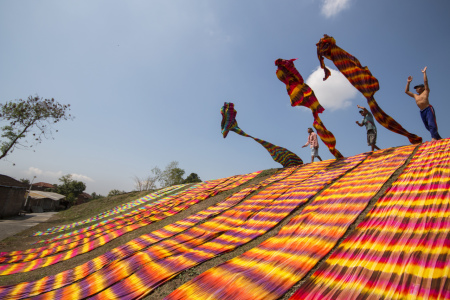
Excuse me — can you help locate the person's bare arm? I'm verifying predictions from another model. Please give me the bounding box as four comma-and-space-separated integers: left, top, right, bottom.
405, 76, 415, 97
422, 67, 429, 91
302, 138, 310, 148
357, 105, 369, 114
355, 121, 363, 127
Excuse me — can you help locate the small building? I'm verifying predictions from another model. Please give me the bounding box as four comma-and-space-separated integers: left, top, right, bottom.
32, 182, 56, 192
25, 191, 66, 212
0, 175, 28, 218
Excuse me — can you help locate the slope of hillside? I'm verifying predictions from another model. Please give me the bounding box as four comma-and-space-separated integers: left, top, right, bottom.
0, 139, 449, 300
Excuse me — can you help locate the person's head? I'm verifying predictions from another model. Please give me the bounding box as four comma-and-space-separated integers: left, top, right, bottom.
359, 110, 366, 116
414, 84, 425, 95
308, 127, 314, 133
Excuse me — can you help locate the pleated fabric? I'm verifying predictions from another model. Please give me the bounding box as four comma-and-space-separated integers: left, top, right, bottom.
316, 34, 422, 145
14, 162, 324, 300
0, 172, 260, 275
165, 145, 416, 300
275, 58, 343, 159
31, 184, 185, 236
221, 102, 303, 167
84, 155, 366, 299
290, 139, 450, 300
0, 168, 295, 300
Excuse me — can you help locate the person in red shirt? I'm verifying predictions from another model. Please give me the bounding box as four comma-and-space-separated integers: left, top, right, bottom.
302, 127, 323, 163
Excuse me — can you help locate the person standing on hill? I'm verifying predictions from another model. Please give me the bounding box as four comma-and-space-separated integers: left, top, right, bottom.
405, 66, 441, 141
356, 105, 381, 152
302, 127, 322, 163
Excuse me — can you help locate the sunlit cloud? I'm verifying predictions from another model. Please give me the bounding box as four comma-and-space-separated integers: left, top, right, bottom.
321, 0, 351, 18
71, 173, 95, 183
305, 66, 359, 111
24, 167, 43, 176
23, 167, 93, 183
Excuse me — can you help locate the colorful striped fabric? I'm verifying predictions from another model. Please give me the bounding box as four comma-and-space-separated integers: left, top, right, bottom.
166, 145, 416, 300
1, 180, 225, 259
291, 139, 450, 300
31, 184, 185, 236
84, 156, 367, 299
12, 164, 317, 300
33, 174, 251, 246
31, 161, 330, 300
275, 58, 343, 159
0, 172, 260, 275
0, 168, 295, 300
275, 58, 325, 113
221, 102, 303, 168
316, 34, 422, 145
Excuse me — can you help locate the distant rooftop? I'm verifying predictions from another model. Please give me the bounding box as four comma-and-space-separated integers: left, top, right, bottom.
0, 174, 28, 188
33, 182, 56, 189
29, 190, 65, 201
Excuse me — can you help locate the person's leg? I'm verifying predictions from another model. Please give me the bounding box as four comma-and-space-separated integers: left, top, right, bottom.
311, 156, 314, 163
421, 106, 441, 140
317, 156, 323, 161
426, 106, 442, 140
367, 130, 377, 151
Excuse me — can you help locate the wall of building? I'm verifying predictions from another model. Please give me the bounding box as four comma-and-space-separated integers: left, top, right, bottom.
0, 186, 26, 218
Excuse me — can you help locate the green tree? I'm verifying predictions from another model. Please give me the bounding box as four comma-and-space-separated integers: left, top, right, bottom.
91, 192, 104, 199
108, 189, 125, 197
160, 161, 185, 187
0, 95, 73, 160
55, 174, 86, 203
183, 173, 202, 184
20, 178, 31, 185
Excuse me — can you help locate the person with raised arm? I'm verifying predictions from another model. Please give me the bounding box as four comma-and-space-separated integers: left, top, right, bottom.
405, 67, 441, 141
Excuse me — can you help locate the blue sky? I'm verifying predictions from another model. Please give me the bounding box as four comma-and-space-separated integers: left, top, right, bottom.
1, 0, 449, 195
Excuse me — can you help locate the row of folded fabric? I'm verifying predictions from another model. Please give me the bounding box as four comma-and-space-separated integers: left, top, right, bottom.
291, 139, 450, 300
0, 167, 292, 300
0, 171, 261, 275
166, 144, 416, 300
31, 184, 187, 236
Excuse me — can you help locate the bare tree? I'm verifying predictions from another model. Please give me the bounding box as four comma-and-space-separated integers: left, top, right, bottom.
134, 166, 162, 191
133, 175, 144, 191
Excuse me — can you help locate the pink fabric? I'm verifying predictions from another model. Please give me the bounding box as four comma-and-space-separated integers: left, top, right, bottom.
304, 132, 319, 148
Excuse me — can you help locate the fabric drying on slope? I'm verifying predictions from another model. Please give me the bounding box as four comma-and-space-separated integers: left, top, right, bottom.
166, 145, 416, 300
31, 184, 186, 236
87, 155, 365, 299
0, 168, 294, 300
291, 139, 450, 300
0, 172, 260, 275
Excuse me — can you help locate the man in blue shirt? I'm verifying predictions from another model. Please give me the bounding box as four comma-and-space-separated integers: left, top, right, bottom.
356, 105, 380, 152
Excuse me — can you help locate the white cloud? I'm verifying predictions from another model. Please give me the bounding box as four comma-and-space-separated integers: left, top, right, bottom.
305, 66, 358, 111
71, 173, 95, 183
24, 167, 43, 176
321, 0, 351, 18
23, 167, 93, 183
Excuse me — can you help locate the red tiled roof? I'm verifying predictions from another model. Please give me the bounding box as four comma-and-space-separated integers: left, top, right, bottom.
33, 182, 55, 188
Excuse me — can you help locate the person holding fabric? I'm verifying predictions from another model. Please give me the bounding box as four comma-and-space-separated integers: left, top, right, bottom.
405, 66, 442, 141
302, 128, 322, 163
356, 105, 381, 152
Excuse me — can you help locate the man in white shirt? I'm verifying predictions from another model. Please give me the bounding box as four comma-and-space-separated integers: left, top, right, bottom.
302, 128, 322, 163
